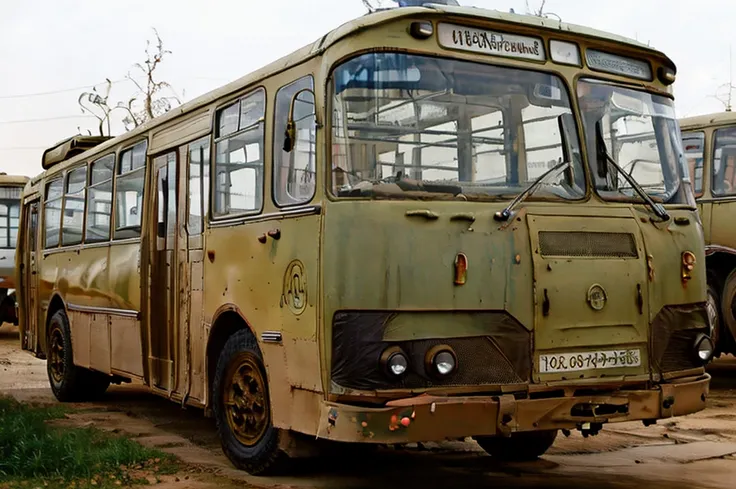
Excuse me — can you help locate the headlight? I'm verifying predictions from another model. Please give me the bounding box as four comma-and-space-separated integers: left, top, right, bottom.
694, 333, 715, 363
425, 345, 457, 378
380, 346, 409, 378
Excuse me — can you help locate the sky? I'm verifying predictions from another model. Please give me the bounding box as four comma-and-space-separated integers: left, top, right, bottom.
1, 0, 733, 177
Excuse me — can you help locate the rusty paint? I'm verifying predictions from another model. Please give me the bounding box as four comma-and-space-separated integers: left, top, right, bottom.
681, 251, 696, 285
454, 253, 468, 285
647, 254, 655, 281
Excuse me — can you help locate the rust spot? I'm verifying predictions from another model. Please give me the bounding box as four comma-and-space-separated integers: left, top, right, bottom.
515, 254, 521, 264
454, 253, 468, 285
207, 250, 215, 263
257, 234, 267, 244
646, 255, 655, 281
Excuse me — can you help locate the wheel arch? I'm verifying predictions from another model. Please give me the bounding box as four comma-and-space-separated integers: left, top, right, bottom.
42, 293, 67, 357
205, 304, 258, 412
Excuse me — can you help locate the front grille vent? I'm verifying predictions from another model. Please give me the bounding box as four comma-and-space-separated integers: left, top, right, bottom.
538, 231, 638, 258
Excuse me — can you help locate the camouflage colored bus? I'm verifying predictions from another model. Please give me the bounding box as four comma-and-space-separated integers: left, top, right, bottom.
0, 174, 29, 325
16, 1, 711, 476
680, 112, 736, 355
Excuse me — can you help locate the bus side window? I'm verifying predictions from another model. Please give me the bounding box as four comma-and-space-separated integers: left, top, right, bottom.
188, 137, 210, 235
62, 165, 87, 246
213, 89, 265, 217
86, 154, 114, 243
114, 141, 147, 240
44, 178, 63, 248
274, 76, 316, 206
713, 127, 736, 196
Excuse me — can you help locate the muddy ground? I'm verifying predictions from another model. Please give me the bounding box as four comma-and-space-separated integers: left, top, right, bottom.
2, 323, 736, 489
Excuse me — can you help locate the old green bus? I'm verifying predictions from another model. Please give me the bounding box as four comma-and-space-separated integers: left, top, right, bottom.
17, 2, 710, 475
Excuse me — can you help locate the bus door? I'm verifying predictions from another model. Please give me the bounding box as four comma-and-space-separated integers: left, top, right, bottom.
21, 200, 39, 352
150, 152, 179, 392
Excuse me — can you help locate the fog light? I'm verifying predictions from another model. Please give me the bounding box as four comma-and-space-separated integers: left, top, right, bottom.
425, 345, 457, 377
380, 346, 409, 378
694, 333, 715, 363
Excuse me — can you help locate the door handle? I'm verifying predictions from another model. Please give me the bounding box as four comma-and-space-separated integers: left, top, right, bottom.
406, 209, 439, 220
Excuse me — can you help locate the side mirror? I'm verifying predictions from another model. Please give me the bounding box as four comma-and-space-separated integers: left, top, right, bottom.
283, 88, 316, 153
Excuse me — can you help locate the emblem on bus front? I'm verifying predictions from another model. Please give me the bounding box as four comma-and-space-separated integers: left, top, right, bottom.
587, 284, 607, 311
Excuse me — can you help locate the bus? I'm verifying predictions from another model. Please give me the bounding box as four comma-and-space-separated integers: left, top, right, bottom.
680, 112, 736, 356
16, 2, 711, 476
0, 174, 29, 326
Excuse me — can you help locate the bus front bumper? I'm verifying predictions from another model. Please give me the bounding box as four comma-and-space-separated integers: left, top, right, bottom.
316, 374, 710, 443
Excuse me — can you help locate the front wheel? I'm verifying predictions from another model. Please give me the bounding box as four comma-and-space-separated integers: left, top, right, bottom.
722, 270, 736, 353
474, 430, 558, 461
706, 282, 723, 358
213, 329, 288, 476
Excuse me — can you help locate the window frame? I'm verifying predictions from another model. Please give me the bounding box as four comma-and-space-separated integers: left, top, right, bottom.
0, 197, 20, 250
273, 75, 317, 208
711, 126, 736, 197
113, 140, 148, 241
43, 177, 64, 249
681, 130, 705, 198
187, 136, 210, 237
211, 86, 267, 220
85, 153, 116, 244
61, 164, 88, 247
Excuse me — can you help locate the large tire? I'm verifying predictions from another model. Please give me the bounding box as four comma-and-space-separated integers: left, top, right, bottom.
47, 309, 110, 402
722, 270, 736, 352
475, 430, 558, 461
213, 329, 287, 476
706, 282, 724, 358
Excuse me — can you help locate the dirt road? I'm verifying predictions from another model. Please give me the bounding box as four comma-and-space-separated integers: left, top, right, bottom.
3, 322, 736, 489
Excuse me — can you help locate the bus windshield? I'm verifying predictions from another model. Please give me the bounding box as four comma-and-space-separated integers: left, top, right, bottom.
330, 52, 585, 201
577, 79, 695, 206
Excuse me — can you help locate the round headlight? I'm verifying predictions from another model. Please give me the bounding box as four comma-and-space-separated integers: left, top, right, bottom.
425, 345, 457, 378
694, 334, 715, 363
380, 346, 409, 378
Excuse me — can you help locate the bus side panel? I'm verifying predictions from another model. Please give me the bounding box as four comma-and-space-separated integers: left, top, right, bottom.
107, 242, 145, 378
204, 213, 322, 433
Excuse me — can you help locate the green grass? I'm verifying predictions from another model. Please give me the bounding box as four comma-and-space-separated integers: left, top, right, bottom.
0, 397, 177, 489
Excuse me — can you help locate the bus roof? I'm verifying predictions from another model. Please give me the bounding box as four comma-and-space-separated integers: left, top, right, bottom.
33, 4, 673, 183
680, 111, 736, 130
0, 174, 30, 187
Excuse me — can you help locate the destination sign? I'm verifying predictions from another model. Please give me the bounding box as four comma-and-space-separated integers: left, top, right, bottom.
585, 49, 652, 80
437, 23, 546, 62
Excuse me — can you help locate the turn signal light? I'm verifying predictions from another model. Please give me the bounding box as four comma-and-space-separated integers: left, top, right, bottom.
681, 251, 696, 283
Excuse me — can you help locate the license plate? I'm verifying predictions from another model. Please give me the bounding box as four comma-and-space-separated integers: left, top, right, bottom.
539, 349, 641, 374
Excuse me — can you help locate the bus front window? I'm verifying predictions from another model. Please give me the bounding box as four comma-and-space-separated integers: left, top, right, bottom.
577, 79, 695, 207
330, 52, 585, 201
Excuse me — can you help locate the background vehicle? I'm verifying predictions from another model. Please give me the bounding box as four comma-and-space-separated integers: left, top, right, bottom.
680, 113, 736, 355
0, 173, 29, 326
16, 2, 710, 476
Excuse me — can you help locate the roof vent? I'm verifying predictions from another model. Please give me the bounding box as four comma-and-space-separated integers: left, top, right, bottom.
41, 135, 114, 170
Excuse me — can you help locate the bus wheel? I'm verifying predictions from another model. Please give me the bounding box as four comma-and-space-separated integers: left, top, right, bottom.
47, 309, 109, 402
213, 329, 286, 476
707, 282, 723, 357
474, 430, 558, 461
722, 270, 736, 350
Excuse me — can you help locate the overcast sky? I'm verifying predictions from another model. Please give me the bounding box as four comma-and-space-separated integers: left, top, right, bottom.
1, 0, 732, 177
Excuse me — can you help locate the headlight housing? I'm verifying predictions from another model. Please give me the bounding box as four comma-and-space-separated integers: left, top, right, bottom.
694, 333, 715, 364
380, 346, 409, 378
425, 345, 458, 378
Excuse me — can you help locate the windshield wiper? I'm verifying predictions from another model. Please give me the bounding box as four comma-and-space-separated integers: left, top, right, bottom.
494, 159, 571, 221
594, 120, 670, 221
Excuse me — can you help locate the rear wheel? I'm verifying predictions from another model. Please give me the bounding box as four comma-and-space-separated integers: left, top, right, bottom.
722, 270, 736, 353
475, 430, 558, 461
213, 329, 288, 476
47, 309, 110, 402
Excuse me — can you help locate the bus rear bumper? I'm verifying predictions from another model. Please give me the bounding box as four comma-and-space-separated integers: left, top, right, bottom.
316, 374, 710, 443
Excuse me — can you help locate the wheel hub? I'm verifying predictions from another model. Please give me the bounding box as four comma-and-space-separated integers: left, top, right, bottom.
224, 353, 269, 446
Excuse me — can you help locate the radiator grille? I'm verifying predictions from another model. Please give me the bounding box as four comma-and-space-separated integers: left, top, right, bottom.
651, 304, 709, 374
330, 311, 531, 392
539, 231, 638, 258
